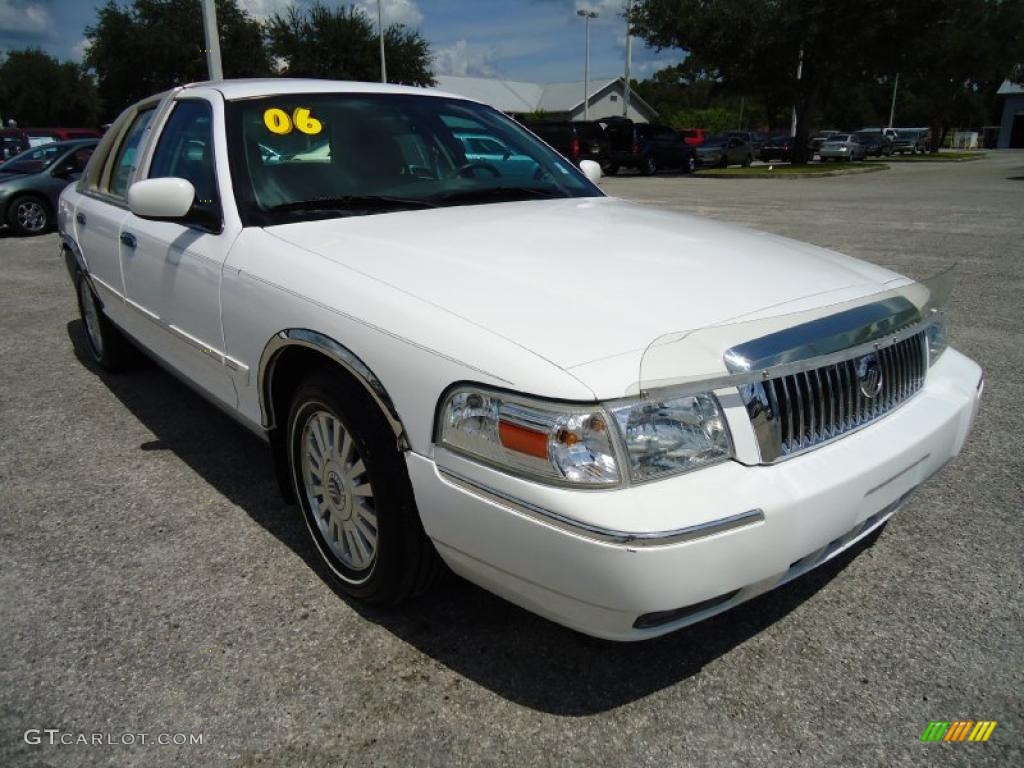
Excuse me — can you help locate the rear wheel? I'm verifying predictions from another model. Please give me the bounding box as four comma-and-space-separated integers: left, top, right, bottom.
742, 154, 753, 167
604, 163, 619, 176
684, 155, 696, 173
7, 194, 50, 236
75, 272, 133, 371
641, 155, 657, 175
287, 370, 441, 603
719, 154, 728, 168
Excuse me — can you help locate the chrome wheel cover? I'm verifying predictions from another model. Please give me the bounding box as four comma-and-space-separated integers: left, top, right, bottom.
79, 280, 104, 357
300, 409, 378, 577
16, 199, 46, 233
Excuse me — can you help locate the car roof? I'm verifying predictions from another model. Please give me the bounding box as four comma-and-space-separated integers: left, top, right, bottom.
180, 77, 466, 103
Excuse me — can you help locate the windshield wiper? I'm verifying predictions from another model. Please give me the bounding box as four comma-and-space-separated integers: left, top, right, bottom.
267, 195, 437, 214
431, 186, 561, 206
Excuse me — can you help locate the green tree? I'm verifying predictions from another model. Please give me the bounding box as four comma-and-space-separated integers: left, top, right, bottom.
0, 49, 100, 127
85, 0, 271, 120
628, 0, 928, 161
266, 2, 434, 86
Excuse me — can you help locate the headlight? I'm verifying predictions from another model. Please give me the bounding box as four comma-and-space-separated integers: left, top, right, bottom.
926, 309, 948, 365
437, 387, 734, 486
438, 388, 619, 486
608, 393, 732, 482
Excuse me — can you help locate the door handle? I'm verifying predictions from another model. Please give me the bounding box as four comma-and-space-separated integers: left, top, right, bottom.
76, 212, 86, 226
120, 232, 137, 249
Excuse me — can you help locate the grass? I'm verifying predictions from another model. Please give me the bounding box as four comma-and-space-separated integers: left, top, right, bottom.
868, 151, 985, 162
695, 162, 888, 178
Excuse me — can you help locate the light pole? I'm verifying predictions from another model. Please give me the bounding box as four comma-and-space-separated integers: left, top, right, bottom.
888, 73, 899, 129
200, 0, 223, 81
577, 9, 598, 120
623, 0, 632, 117
378, 0, 387, 84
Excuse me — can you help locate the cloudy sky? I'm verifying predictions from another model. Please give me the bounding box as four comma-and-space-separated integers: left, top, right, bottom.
0, 0, 680, 83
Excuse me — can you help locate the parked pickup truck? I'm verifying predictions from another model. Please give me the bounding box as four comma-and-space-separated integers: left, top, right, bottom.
60, 79, 983, 641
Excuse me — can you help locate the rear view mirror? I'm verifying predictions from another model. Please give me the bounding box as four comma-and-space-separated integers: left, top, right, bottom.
579, 159, 602, 185
128, 177, 195, 220
52, 161, 78, 178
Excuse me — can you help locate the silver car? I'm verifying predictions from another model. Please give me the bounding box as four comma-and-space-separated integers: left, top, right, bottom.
819, 134, 866, 162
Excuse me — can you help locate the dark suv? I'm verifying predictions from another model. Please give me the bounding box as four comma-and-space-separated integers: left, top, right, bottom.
527, 121, 610, 169
601, 118, 697, 175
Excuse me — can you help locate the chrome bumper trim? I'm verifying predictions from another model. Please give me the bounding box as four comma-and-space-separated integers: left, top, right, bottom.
438, 467, 765, 547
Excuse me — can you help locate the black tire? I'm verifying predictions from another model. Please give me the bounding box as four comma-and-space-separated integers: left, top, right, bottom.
287, 370, 442, 604
719, 154, 728, 168
684, 154, 697, 174
604, 163, 619, 176
6, 194, 51, 236
75, 271, 133, 371
742, 154, 753, 167
641, 155, 657, 175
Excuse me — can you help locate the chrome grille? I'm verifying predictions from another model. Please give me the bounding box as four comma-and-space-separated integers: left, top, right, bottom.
743, 331, 928, 462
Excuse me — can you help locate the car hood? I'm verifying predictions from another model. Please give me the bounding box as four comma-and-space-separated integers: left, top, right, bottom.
264, 197, 902, 374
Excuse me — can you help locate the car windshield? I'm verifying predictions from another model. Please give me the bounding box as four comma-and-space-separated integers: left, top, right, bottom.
853, 133, 876, 141
831, 135, 852, 142
702, 136, 728, 147
896, 130, 919, 138
226, 93, 601, 225
0, 143, 64, 173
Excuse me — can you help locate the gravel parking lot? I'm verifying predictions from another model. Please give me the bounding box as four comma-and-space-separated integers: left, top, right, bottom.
2, 153, 1022, 768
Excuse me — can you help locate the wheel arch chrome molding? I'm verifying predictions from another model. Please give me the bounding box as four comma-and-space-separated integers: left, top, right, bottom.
257, 328, 409, 447
438, 467, 765, 547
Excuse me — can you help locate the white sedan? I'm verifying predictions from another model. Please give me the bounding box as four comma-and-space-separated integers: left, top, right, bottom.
59, 79, 983, 640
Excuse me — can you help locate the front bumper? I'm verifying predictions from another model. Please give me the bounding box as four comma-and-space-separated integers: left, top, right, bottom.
408, 349, 982, 641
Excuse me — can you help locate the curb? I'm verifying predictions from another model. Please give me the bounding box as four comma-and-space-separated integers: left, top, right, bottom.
694, 164, 889, 180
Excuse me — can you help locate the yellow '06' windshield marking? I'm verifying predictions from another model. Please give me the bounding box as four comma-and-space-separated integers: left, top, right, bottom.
262, 107, 322, 136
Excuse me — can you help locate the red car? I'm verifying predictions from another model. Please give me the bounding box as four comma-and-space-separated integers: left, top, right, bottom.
24, 128, 103, 147
678, 128, 707, 146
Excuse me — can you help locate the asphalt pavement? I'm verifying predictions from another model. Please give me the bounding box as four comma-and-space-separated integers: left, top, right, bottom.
1, 153, 1022, 767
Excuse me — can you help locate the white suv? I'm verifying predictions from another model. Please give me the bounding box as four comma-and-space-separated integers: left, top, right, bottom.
59, 79, 983, 640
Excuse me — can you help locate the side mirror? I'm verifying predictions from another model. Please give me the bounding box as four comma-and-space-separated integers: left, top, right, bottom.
128, 177, 195, 220
579, 159, 602, 185
52, 161, 78, 178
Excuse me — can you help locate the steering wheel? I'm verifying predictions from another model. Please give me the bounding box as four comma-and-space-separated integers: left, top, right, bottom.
452, 161, 501, 179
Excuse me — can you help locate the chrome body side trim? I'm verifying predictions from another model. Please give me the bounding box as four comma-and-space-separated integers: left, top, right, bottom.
438, 467, 765, 547
168, 323, 225, 364
257, 328, 408, 445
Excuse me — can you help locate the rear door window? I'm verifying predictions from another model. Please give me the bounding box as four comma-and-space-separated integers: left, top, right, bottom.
108, 108, 155, 198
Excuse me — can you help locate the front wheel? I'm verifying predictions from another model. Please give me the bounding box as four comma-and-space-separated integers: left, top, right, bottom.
684, 155, 696, 173
604, 163, 619, 176
641, 155, 657, 175
287, 371, 441, 603
742, 154, 753, 167
7, 194, 51, 236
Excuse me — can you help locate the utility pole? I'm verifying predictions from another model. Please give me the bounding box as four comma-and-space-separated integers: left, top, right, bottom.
790, 45, 803, 136
200, 0, 223, 81
888, 73, 899, 129
623, 0, 633, 117
378, 0, 387, 83
577, 9, 598, 120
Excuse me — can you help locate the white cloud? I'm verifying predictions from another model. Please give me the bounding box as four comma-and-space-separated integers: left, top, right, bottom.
235, 0, 292, 20
432, 39, 497, 77
0, 0, 51, 34
70, 36, 90, 62
355, 0, 423, 28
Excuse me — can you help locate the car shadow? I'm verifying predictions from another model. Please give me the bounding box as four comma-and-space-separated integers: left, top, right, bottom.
67, 319, 883, 716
